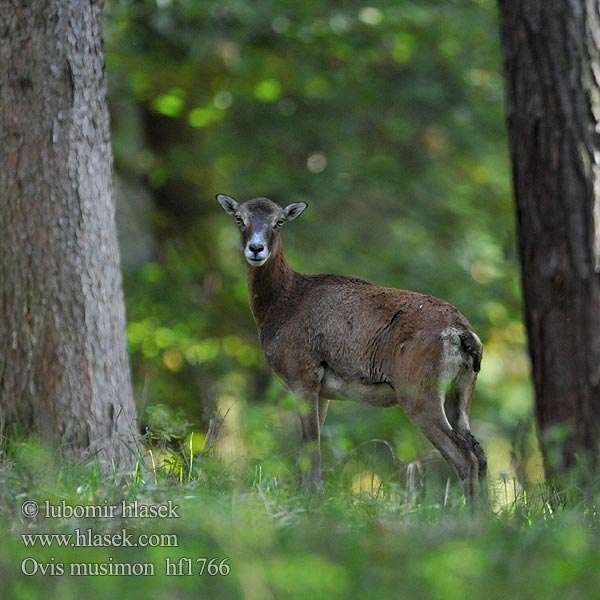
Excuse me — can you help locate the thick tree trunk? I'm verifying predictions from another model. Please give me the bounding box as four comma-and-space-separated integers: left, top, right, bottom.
498, 1, 600, 478
0, 1, 139, 467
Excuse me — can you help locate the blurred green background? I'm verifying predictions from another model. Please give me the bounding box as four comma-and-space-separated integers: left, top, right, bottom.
5, 4, 594, 599
106, 0, 537, 497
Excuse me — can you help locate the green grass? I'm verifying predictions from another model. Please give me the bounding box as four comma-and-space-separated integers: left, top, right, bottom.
1, 433, 600, 600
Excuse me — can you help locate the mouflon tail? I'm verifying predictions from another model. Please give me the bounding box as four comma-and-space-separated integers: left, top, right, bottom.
459, 330, 482, 373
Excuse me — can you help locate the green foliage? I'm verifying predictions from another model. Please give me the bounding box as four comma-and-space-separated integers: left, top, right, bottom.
104, 0, 533, 490
1, 441, 600, 599
2, 2, 592, 596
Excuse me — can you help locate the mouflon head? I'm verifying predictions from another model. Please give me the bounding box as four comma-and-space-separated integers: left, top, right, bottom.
216, 194, 308, 266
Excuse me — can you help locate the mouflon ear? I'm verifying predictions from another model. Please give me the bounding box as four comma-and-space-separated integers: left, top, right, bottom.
282, 202, 308, 221
216, 194, 240, 215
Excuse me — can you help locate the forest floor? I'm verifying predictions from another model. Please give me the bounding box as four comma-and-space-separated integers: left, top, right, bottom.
1, 436, 599, 600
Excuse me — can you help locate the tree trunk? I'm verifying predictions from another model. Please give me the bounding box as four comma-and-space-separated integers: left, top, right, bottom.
0, 0, 139, 467
498, 0, 600, 479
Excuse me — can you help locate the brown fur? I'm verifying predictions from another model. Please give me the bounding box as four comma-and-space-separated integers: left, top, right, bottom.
218, 195, 487, 504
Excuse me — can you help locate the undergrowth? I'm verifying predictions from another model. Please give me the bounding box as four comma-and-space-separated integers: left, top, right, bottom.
1, 426, 600, 600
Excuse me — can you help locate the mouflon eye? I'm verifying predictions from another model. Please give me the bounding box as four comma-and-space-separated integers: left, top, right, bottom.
275, 219, 285, 228
235, 215, 244, 225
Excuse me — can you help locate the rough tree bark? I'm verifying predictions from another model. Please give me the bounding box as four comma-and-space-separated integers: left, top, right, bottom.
0, 1, 139, 467
498, 1, 600, 479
